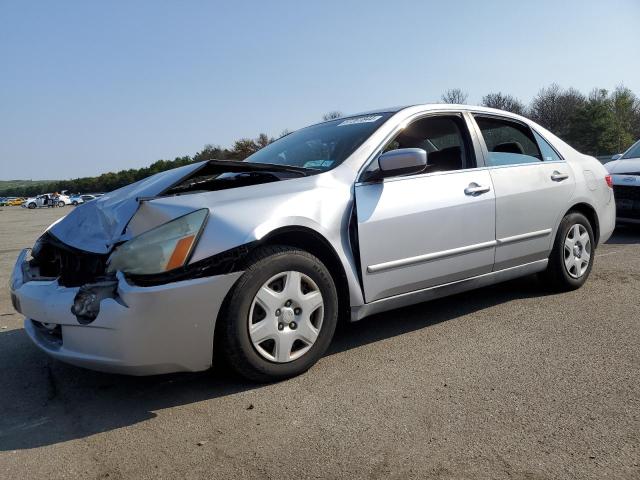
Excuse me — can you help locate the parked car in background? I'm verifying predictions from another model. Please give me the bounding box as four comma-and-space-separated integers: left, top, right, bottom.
23, 192, 71, 208
70, 194, 97, 206
10, 105, 615, 382
6, 197, 26, 206
605, 139, 640, 224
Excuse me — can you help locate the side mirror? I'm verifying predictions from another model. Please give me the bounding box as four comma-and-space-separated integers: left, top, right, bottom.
377, 148, 427, 178
611, 153, 623, 160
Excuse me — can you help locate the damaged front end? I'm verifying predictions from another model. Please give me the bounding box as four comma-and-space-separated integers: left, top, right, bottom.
31, 232, 111, 287
28, 159, 311, 322
30, 227, 252, 325
29, 232, 116, 324
70, 281, 118, 324
10, 160, 323, 374
13, 236, 243, 373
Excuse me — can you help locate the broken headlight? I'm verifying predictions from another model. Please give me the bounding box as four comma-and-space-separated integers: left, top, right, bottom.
107, 209, 208, 275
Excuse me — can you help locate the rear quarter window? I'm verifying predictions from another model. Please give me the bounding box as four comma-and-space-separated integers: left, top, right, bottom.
533, 130, 562, 162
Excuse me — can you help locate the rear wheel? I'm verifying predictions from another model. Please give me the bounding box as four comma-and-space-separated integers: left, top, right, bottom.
58, 201, 65, 207
540, 212, 594, 292
219, 245, 338, 382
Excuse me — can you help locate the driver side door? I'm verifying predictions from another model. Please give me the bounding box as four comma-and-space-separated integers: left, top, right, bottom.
355, 113, 496, 303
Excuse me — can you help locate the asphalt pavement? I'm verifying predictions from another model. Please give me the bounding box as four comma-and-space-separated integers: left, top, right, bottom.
0, 206, 638, 479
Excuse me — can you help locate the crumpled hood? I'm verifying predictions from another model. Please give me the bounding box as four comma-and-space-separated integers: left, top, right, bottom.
48, 162, 207, 254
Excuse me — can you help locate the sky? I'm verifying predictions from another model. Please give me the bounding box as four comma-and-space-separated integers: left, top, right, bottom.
1, 0, 639, 180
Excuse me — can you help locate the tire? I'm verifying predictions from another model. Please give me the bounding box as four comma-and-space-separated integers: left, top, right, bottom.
58, 201, 65, 207
72, 201, 78, 206
28, 203, 36, 209
219, 245, 338, 382
540, 212, 595, 292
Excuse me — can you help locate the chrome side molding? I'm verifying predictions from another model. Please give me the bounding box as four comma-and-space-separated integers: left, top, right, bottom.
497, 229, 552, 245
366, 229, 552, 274
367, 240, 497, 273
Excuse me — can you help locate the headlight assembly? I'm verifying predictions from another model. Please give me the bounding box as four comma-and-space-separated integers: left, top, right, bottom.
107, 209, 208, 275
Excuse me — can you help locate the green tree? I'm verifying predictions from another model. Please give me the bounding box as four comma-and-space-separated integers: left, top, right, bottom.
610, 85, 639, 153
568, 88, 616, 156
231, 138, 259, 159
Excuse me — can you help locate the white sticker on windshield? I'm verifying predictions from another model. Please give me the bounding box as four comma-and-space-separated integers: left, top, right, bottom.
337, 115, 383, 126
303, 160, 335, 169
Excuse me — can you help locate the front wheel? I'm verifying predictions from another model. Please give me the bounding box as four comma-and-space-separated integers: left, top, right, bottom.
219, 245, 338, 382
540, 212, 594, 292
58, 201, 65, 207
27, 202, 36, 209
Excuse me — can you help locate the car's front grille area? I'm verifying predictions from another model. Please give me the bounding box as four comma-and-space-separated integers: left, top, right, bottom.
32, 233, 109, 287
613, 185, 640, 219
32, 320, 63, 348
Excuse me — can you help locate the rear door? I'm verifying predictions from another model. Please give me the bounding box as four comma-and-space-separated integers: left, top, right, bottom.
471, 114, 574, 270
355, 113, 496, 303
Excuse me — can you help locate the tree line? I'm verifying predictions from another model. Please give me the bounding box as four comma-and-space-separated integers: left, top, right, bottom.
441, 84, 640, 156
2, 84, 639, 197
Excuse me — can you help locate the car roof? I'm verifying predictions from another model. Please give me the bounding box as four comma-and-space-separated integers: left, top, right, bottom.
352, 103, 525, 117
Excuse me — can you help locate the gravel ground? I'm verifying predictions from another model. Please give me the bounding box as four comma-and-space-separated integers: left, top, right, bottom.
0, 206, 638, 479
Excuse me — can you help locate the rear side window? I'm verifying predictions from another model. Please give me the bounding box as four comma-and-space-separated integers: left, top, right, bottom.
533, 130, 562, 162
474, 116, 542, 166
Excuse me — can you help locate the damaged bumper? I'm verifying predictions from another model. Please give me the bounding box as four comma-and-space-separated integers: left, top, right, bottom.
11, 249, 242, 375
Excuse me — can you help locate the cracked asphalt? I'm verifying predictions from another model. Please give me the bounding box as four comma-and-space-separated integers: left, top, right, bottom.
0, 207, 638, 479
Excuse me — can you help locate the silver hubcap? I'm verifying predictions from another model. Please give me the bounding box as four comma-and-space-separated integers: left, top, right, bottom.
563, 223, 591, 279
248, 271, 324, 363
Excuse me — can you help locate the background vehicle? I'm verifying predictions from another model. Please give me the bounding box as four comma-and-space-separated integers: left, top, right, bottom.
605, 139, 640, 224
24, 192, 71, 208
6, 197, 25, 206
11, 105, 615, 382
70, 194, 97, 206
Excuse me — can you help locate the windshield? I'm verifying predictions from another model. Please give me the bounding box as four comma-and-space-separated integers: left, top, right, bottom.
622, 140, 640, 160
244, 113, 393, 171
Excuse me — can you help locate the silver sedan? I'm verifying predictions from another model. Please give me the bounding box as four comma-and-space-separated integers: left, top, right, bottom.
10, 105, 615, 381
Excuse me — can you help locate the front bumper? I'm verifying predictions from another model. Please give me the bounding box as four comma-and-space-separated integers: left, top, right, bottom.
10, 249, 242, 375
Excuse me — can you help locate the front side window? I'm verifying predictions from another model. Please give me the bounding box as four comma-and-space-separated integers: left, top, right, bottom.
245, 113, 393, 171
379, 115, 475, 173
474, 116, 542, 166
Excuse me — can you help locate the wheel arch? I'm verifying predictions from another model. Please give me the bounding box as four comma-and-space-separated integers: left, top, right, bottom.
256, 226, 352, 323
565, 202, 600, 247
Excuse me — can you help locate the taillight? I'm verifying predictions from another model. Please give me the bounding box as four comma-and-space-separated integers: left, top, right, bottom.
605, 175, 613, 188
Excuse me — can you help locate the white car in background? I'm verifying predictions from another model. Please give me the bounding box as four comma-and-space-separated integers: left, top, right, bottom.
70, 194, 98, 206
24, 192, 72, 209
605, 139, 640, 224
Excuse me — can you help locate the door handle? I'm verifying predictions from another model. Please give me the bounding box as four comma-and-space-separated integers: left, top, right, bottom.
551, 171, 569, 182
464, 183, 491, 196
